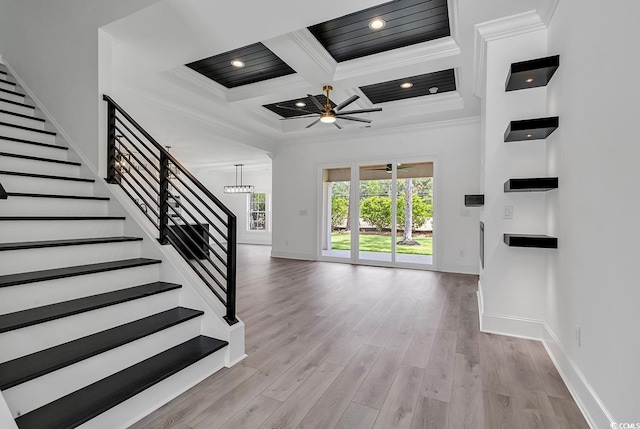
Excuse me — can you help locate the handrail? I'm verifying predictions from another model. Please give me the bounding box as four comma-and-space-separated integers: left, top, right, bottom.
103, 95, 234, 218
103, 95, 238, 325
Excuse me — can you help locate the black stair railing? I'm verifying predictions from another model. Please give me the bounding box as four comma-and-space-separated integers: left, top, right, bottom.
103, 95, 238, 325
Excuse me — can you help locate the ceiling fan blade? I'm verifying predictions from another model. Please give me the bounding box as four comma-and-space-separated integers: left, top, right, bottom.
334, 120, 343, 130
305, 118, 321, 128
275, 105, 316, 114
279, 114, 318, 120
335, 95, 359, 111
307, 94, 325, 111
336, 107, 382, 115
338, 115, 372, 124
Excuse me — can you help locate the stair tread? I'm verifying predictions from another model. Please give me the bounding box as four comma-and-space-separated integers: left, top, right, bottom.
0, 281, 181, 333
0, 135, 66, 149
0, 216, 124, 220
15, 336, 227, 429
0, 98, 35, 110
0, 120, 55, 135
6, 192, 109, 201
0, 236, 142, 251
0, 307, 204, 390
0, 258, 161, 288
0, 151, 80, 166
0, 170, 93, 182
0, 78, 14, 86
0, 88, 25, 97
0, 108, 44, 122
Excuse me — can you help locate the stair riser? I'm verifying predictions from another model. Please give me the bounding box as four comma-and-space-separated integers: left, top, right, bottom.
0, 197, 108, 217
0, 219, 124, 243
0, 112, 43, 130
0, 242, 142, 276
0, 81, 15, 92
0, 124, 55, 145
4, 318, 201, 418
0, 288, 180, 363
0, 174, 93, 196
77, 350, 226, 429
0, 92, 24, 104
0, 156, 79, 177
0, 140, 67, 161
0, 100, 34, 117
0, 264, 160, 314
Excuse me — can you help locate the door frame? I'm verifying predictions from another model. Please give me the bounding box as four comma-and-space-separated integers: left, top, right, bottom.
317, 155, 439, 271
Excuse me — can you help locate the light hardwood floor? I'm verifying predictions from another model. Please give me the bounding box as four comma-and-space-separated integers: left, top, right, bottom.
130, 245, 589, 429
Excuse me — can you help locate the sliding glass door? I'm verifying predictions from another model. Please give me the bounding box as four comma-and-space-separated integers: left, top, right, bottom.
321, 161, 434, 268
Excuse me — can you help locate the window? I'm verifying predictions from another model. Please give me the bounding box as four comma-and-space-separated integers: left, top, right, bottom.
248, 192, 269, 231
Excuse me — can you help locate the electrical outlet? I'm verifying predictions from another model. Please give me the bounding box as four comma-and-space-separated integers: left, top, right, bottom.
459, 250, 465, 257
503, 205, 513, 219
284, 240, 289, 246
575, 325, 581, 347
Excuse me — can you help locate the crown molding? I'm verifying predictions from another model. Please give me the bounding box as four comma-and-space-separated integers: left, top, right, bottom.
166, 66, 228, 104
473, 11, 546, 97
334, 36, 460, 82
537, 0, 560, 26
286, 29, 337, 79
448, 0, 460, 43
279, 115, 480, 145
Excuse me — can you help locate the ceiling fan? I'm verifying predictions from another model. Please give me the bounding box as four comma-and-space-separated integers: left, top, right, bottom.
277, 85, 382, 129
369, 164, 411, 172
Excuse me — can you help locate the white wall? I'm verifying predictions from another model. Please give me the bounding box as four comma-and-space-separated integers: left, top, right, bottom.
478, 28, 550, 337
271, 120, 481, 274
0, 0, 161, 170
192, 167, 273, 246
545, 0, 640, 425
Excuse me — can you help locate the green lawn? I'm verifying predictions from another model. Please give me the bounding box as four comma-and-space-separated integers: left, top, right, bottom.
331, 232, 432, 255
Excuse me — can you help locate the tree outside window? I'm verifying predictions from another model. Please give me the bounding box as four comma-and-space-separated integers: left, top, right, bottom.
248, 193, 268, 231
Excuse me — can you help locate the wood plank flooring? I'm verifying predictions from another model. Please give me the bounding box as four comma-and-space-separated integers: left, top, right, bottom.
130, 245, 589, 429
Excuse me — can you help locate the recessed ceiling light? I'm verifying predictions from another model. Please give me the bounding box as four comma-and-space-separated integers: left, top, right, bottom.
525, 78, 534, 83
230, 59, 245, 68
429, 87, 439, 94
369, 18, 386, 30
295, 101, 306, 108
400, 82, 413, 89
526, 134, 533, 138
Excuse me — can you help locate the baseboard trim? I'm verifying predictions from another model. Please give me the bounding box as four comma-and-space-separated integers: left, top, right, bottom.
542, 323, 613, 429
226, 353, 248, 368
477, 284, 613, 429
270, 250, 315, 261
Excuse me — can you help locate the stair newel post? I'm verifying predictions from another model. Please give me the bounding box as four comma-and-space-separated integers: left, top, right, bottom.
225, 214, 238, 325
106, 100, 118, 184
158, 151, 170, 245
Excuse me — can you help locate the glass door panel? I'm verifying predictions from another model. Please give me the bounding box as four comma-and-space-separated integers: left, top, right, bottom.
358, 164, 393, 262
394, 162, 434, 265
321, 167, 351, 259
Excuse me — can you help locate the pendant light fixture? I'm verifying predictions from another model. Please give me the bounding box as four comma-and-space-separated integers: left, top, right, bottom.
224, 164, 254, 194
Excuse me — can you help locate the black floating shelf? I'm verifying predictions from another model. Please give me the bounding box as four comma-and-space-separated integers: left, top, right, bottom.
505, 55, 559, 91
504, 116, 558, 142
464, 194, 484, 207
504, 234, 557, 249
504, 177, 558, 192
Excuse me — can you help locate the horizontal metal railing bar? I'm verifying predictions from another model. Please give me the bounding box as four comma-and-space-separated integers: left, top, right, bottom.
104, 95, 236, 220
166, 181, 229, 242
114, 147, 162, 214
114, 124, 161, 177
166, 200, 229, 270
114, 117, 161, 165
114, 168, 160, 219
114, 144, 161, 191
166, 226, 227, 293
170, 172, 228, 227
114, 170, 160, 228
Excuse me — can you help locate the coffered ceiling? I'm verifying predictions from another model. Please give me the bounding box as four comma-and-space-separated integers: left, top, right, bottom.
104, 0, 543, 168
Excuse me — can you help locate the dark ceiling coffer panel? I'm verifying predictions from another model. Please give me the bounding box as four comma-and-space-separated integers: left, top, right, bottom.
263, 95, 335, 118
186, 42, 295, 89
308, 0, 450, 62
359, 68, 455, 104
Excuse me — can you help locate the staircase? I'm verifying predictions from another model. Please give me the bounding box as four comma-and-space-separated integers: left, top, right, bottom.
0, 65, 232, 428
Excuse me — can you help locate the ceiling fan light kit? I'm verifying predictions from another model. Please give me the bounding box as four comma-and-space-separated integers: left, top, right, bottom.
281, 84, 382, 130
